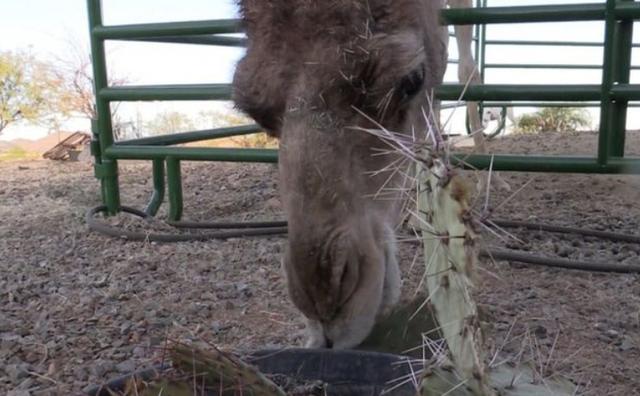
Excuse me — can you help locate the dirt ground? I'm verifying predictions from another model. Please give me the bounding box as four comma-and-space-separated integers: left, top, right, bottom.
0, 131, 639, 395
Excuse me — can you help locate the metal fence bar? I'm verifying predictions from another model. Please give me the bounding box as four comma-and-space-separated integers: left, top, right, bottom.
105, 145, 279, 162
145, 159, 165, 216
166, 157, 183, 221
441, 4, 607, 25
486, 39, 602, 47
443, 2, 640, 25
93, 19, 242, 40
453, 154, 640, 174
608, 0, 634, 158
135, 35, 247, 47
485, 63, 640, 70
485, 39, 640, 48
610, 84, 640, 100
435, 84, 601, 101
472, 101, 640, 108
118, 124, 262, 146
100, 84, 232, 102
485, 63, 604, 70
598, 0, 626, 164
615, 1, 640, 18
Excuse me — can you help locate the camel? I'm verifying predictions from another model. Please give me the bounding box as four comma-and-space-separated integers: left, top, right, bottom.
233, 0, 498, 349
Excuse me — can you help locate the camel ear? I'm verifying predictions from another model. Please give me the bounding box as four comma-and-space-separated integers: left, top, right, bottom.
232, 56, 286, 137
232, 0, 292, 137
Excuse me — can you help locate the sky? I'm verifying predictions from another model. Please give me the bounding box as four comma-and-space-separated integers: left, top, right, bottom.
2, 0, 640, 141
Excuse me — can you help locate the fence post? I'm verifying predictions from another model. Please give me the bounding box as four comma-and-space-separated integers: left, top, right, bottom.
598, 0, 633, 164
87, 0, 121, 215
166, 157, 184, 221
145, 159, 166, 216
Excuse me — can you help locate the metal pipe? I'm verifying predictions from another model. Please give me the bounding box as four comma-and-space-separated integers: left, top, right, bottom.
105, 145, 278, 162
104, 145, 640, 175
145, 159, 165, 216
99, 84, 232, 102
453, 154, 640, 174
118, 124, 262, 146
435, 84, 601, 101
441, 4, 606, 25
598, 0, 621, 165
610, 84, 640, 100
93, 19, 242, 40
465, 101, 640, 108
608, 1, 634, 158
485, 63, 604, 70
135, 35, 247, 47
87, 0, 120, 215
485, 39, 640, 48
615, 2, 640, 19
486, 39, 604, 47
166, 157, 183, 222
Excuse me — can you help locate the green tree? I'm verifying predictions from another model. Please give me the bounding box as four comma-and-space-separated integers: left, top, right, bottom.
0, 51, 62, 134
515, 107, 591, 134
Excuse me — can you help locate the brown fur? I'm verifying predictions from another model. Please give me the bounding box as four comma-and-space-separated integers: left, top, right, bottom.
233, 0, 448, 348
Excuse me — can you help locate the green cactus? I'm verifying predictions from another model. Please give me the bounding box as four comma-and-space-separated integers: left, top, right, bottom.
412, 153, 575, 396
417, 157, 495, 396
169, 342, 286, 396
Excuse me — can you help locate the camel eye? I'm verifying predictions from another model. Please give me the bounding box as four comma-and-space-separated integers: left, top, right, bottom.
398, 67, 425, 101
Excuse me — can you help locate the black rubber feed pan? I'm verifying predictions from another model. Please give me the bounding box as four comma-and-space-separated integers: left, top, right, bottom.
86, 348, 423, 396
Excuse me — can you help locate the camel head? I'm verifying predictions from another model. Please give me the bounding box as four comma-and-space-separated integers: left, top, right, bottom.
233, 0, 448, 348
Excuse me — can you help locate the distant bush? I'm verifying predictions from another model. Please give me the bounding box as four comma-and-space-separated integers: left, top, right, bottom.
515, 107, 591, 134
230, 133, 278, 148
198, 110, 278, 148
0, 147, 40, 161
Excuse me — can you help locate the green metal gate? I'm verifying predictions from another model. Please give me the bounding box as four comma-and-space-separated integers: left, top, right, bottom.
87, 0, 640, 220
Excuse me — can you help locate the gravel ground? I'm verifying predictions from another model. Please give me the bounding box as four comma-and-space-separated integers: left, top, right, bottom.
0, 130, 639, 395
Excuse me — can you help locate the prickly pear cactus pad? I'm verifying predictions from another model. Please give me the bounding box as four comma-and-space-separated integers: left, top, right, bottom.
417, 157, 494, 396
414, 156, 575, 396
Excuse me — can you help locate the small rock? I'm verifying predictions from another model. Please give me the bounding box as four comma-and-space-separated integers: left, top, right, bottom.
132, 346, 146, 357
619, 337, 635, 351
90, 359, 115, 377
120, 321, 133, 335
605, 329, 620, 339
115, 360, 137, 374
212, 321, 232, 334
5, 363, 30, 382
